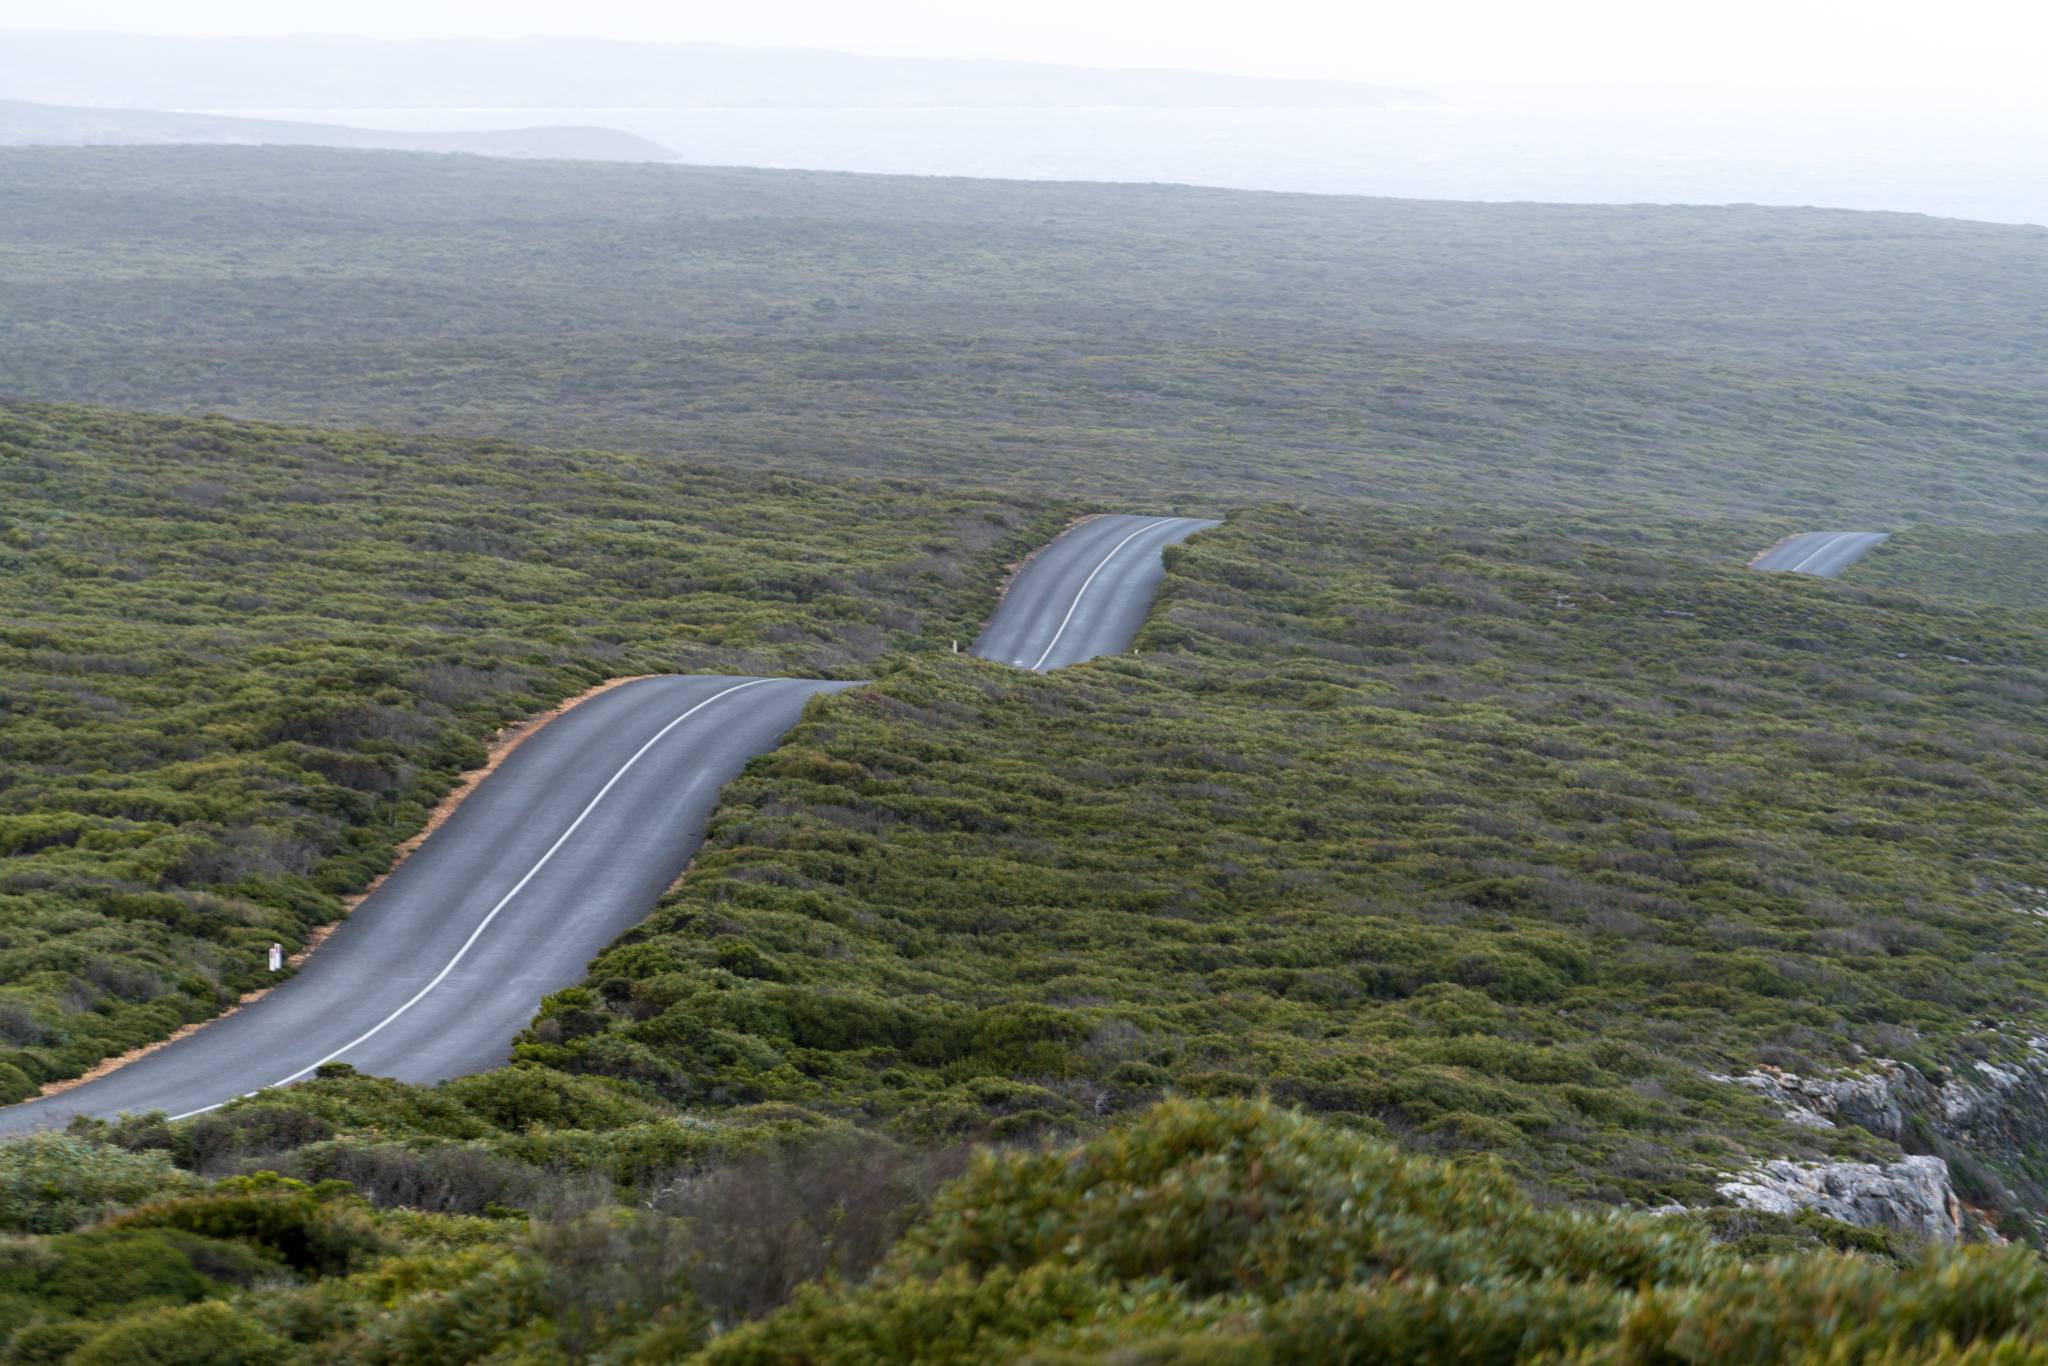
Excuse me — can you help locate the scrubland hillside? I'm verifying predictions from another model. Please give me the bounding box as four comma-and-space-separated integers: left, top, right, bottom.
1, 148, 2045, 533
6, 407, 2048, 1364
5, 143, 2048, 1366
509, 505, 2048, 1216
0, 401, 1060, 1096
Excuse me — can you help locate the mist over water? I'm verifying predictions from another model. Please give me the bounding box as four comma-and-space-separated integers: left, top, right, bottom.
207, 89, 2048, 225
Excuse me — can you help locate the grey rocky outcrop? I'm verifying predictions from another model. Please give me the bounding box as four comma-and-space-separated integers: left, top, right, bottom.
1705, 1046, 2048, 1238
1710, 1066, 1903, 1133
1709, 1053, 2048, 1160
1717, 1155, 1961, 1243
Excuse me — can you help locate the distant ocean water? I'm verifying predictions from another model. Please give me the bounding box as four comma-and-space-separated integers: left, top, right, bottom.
206, 95, 2048, 227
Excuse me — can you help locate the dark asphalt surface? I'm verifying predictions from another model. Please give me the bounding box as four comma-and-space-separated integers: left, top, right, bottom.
0, 514, 1207, 1126
0, 675, 856, 1130
972, 514, 1220, 671
1750, 531, 1891, 577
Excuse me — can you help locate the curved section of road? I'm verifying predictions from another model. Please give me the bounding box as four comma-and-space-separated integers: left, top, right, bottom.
973, 514, 1220, 672
1751, 531, 1891, 578
1, 513, 1210, 1127
0, 675, 855, 1130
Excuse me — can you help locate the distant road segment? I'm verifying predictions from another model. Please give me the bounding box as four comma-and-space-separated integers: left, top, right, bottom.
973, 514, 1220, 672
1750, 531, 1891, 578
0, 675, 855, 1130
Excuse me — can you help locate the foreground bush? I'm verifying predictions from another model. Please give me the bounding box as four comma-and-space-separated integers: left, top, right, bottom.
5, 1102, 2048, 1366
67, 1302, 287, 1366
683, 1102, 2048, 1366
110, 1172, 389, 1277
0, 1134, 196, 1234
899, 1099, 1720, 1295
648, 1130, 967, 1329
1594, 1245, 2048, 1366
691, 1100, 1720, 1366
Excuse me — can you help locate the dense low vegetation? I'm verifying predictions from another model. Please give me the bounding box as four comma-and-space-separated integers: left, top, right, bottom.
0, 402, 1063, 1096
467, 504, 2048, 1216
5, 140, 2048, 1359
1847, 530, 2048, 609
3, 1100, 2045, 1366
63, 484, 2030, 1251
2, 148, 2047, 533
8, 403, 2048, 1218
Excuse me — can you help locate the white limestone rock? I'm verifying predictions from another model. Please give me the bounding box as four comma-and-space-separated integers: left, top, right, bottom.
1716, 1155, 1960, 1243
1707, 1066, 1904, 1135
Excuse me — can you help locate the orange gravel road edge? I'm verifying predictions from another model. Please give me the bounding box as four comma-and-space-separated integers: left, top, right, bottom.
1747, 534, 1797, 568
31, 674, 663, 1101
979, 512, 1105, 634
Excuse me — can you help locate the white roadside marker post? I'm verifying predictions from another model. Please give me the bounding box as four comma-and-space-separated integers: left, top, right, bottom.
269, 943, 283, 972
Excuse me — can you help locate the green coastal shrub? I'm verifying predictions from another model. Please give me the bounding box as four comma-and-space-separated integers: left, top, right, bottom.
67, 1302, 286, 1366
1596, 1245, 2048, 1366
695, 1262, 1124, 1366
0, 1227, 278, 1334
0, 1135, 196, 1234
682, 1101, 1719, 1366
902, 1100, 1719, 1295
110, 1174, 388, 1277
3, 1320, 101, 1366
1262, 1279, 1624, 1366
438, 1068, 666, 1133
1, 1103, 2044, 1366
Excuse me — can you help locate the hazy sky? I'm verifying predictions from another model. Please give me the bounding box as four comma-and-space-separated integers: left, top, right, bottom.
10, 0, 2040, 86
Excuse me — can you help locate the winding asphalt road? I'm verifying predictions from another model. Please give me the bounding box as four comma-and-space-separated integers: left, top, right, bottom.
0, 676, 856, 1129
1751, 531, 1890, 577
0, 514, 1213, 1126
972, 514, 1220, 671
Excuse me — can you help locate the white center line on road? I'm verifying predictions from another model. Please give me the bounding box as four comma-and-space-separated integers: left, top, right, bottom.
168, 676, 777, 1119
1027, 519, 1177, 672
1788, 532, 1858, 574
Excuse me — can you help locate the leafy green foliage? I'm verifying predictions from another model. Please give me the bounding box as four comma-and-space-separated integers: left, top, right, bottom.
0, 1134, 195, 1234
687, 1100, 2036, 1366
697, 1262, 1122, 1366
896, 1099, 1720, 1295
66, 1068, 862, 1199
1686, 1206, 1902, 1261
0, 402, 1063, 1080
0, 1226, 270, 1335
66, 1302, 287, 1366
248, 1208, 702, 1366
434, 1069, 668, 1134
525, 504, 2048, 1204
1, 1103, 2045, 1366
1593, 1242, 2048, 1366
1847, 531, 2048, 610
0, 1181, 351, 1362
110, 1172, 388, 1276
